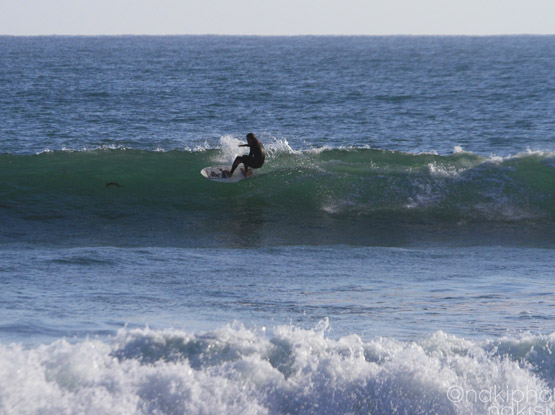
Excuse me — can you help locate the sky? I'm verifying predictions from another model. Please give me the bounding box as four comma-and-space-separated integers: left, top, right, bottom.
1, 0, 554, 36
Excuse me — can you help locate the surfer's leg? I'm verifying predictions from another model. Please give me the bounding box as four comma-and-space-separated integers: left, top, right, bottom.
240, 157, 256, 176
226, 155, 257, 177
226, 156, 244, 177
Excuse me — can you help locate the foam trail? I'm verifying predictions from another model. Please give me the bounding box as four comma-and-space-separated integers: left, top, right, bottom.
1, 323, 555, 415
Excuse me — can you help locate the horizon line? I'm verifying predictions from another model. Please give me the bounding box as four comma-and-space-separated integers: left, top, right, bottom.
1, 33, 554, 37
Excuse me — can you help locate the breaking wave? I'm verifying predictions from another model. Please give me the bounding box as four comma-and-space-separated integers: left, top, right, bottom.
1, 322, 555, 415
1, 139, 554, 247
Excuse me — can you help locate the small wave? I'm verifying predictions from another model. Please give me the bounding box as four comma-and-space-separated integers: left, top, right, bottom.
1, 145, 553, 247
1, 323, 555, 415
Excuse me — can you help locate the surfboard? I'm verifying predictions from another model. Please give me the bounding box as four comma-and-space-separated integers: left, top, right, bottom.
200, 165, 252, 183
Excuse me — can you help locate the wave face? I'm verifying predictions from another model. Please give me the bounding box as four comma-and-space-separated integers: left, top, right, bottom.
1, 323, 555, 415
1, 142, 554, 247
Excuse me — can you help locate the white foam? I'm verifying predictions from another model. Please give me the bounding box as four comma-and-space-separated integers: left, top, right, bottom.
36, 144, 132, 155
1, 324, 554, 415
181, 139, 214, 152
485, 148, 555, 165
264, 137, 300, 157
453, 145, 468, 154
427, 161, 463, 178
211, 135, 246, 165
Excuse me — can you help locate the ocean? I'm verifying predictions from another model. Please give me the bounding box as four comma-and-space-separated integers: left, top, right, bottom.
1, 35, 554, 414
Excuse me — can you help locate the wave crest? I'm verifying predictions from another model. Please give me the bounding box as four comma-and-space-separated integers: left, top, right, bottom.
1, 146, 553, 247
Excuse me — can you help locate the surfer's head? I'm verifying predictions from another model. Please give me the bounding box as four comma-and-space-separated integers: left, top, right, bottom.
246, 133, 256, 143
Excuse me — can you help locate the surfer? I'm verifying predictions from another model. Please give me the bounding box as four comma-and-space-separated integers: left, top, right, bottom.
224, 133, 265, 178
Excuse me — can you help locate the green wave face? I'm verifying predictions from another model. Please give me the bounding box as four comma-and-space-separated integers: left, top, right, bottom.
1, 148, 554, 247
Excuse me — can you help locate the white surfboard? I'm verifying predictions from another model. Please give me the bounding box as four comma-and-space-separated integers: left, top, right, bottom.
200, 165, 252, 183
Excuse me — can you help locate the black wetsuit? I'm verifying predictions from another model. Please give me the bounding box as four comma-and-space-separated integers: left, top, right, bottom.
241, 140, 265, 169
227, 137, 265, 177
232, 140, 265, 173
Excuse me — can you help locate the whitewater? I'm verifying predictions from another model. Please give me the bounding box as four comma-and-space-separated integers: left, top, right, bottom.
2, 323, 555, 415
1, 35, 554, 415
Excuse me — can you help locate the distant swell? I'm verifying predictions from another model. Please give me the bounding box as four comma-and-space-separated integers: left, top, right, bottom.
1, 146, 554, 247
1, 323, 555, 415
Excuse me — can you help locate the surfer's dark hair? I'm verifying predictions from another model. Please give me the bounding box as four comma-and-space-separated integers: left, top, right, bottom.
246, 133, 255, 140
